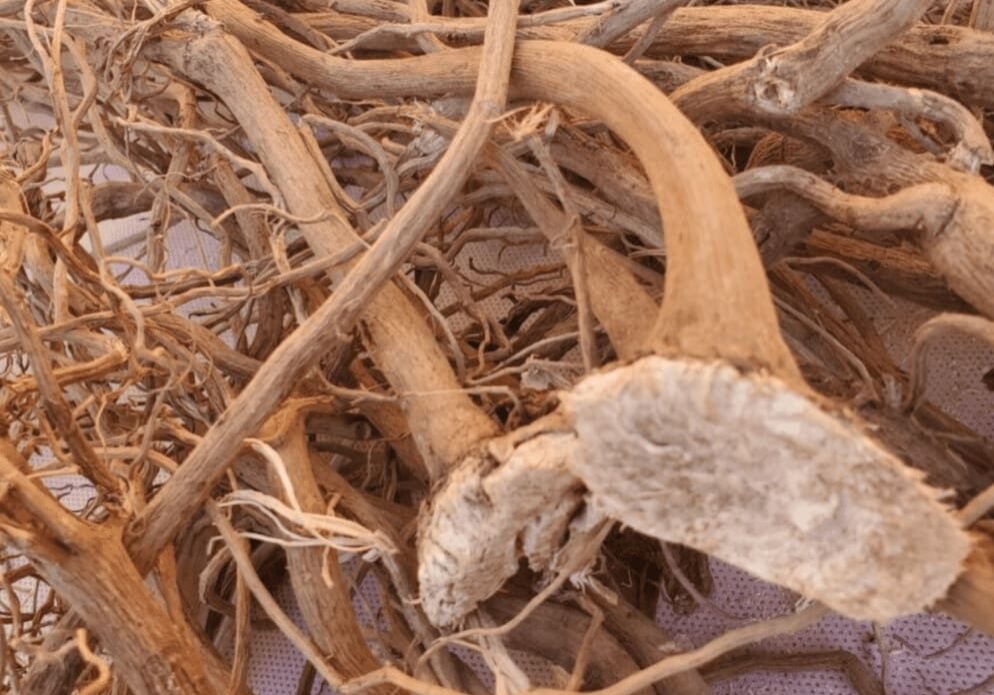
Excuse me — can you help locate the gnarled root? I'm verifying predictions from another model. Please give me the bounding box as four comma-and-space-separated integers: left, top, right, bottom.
564, 356, 970, 622
417, 422, 584, 627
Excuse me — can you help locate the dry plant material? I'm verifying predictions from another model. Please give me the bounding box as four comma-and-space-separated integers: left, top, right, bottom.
3, 0, 994, 693
421, 0, 971, 630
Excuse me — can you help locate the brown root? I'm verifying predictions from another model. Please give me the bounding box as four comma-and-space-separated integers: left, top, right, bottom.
5, 0, 994, 692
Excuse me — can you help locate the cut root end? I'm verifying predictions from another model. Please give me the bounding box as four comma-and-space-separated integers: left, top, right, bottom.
564, 356, 972, 623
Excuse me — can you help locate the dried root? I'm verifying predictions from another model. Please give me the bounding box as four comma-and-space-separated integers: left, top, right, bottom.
3, 0, 994, 693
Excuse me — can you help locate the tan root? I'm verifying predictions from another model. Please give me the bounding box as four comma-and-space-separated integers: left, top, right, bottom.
4, 1, 994, 694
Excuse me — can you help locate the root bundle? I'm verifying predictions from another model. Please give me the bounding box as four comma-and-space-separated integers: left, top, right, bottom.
3, 0, 994, 693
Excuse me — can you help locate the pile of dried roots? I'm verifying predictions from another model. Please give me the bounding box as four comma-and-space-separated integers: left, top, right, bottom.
4, 0, 994, 692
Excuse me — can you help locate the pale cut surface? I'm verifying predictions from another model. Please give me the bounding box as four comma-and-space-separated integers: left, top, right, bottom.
417, 432, 582, 627
564, 356, 971, 622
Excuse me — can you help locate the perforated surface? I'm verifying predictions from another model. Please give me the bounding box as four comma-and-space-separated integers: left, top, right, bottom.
233, 552, 994, 694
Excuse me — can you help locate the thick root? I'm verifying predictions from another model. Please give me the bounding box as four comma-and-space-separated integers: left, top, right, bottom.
564, 357, 971, 622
